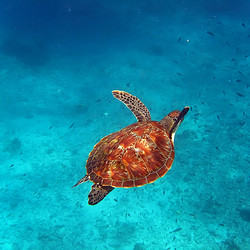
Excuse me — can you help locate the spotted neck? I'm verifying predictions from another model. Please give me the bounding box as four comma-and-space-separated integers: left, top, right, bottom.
160, 106, 189, 142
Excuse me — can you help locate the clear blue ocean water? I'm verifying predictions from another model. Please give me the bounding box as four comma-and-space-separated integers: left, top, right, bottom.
0, 1, 249, 249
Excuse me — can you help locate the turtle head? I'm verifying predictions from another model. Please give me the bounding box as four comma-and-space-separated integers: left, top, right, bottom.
160, 106, 189, 142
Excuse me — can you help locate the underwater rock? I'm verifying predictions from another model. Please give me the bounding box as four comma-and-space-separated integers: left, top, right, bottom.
239, 209, 250, 222
5, 137, 22, 154
1, 36, 49, 67
133, 243, 145, 250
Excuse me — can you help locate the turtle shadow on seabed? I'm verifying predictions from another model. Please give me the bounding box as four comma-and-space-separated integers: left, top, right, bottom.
0, 36, 50, 67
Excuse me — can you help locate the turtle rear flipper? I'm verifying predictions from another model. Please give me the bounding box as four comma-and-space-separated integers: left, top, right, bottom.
88, 184, 114, 205
72, 175, 89, 188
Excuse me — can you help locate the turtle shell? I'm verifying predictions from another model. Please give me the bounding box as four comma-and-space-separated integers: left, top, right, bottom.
86, 121, 175, 188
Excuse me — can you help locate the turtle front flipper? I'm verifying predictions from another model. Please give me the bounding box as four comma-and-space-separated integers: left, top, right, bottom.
112, 90, 151, 122
88, 184, 114, 205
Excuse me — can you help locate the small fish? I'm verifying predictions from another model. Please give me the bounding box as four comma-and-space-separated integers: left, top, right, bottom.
236, 92, 245, 97
178, 36, 181, 42
236, 79, 242, 82
170, 228, 182, 233
242, 23, 246, 28
114, 199, 118, 202
240, 121, 245, 126
207, 31, 215, 36
9, 164, 14, 168
69, 123, 74, 129
217, 115, 220, 120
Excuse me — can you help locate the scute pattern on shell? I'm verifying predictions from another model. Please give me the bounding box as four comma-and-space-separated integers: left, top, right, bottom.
87, 121, 175, 188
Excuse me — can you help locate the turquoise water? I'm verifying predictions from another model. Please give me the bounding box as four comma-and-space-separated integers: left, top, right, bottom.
0, 1, 249, 249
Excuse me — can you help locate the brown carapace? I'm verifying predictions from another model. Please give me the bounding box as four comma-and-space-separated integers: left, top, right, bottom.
73, 90, 189, 205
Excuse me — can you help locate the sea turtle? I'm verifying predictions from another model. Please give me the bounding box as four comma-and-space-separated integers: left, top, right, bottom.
73, 90, 189, 205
